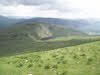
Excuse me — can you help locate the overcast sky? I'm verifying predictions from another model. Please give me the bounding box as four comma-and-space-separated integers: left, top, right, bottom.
0, 0, 100, 19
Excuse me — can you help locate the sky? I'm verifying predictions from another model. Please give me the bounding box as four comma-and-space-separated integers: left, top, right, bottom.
0, 0, 100, 19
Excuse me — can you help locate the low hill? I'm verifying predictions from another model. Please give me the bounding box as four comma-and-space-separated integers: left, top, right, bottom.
0, 41, 100, 75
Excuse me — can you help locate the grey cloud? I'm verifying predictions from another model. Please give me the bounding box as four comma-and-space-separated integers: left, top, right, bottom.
0, 0, 54, 6
0, 0, 60, 10
0, 0, 71, 13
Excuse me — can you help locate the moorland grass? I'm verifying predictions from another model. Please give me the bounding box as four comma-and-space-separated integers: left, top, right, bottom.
0, 41, 100, 75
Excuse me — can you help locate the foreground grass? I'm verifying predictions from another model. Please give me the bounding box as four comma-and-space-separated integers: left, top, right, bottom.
0, 41, 100, 75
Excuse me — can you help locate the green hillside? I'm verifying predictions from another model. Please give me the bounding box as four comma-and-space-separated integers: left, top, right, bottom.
0, 22, 85, 40
0, 41, 100, 75
0, 22, 87, 57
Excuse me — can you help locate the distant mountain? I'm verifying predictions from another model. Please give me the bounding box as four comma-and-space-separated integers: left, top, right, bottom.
1, 16, 100, 34
0, 15, 25, 29
78, 19, 100, 33
17, 17, 89, 28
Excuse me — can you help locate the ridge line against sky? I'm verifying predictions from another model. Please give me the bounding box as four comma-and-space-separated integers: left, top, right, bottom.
0, 0, 100, 19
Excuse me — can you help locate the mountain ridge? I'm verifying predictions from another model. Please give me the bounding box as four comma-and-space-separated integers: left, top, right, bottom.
1, 16, 100, 34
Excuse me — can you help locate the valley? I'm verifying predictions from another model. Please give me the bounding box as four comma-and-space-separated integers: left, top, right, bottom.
0, 17, 100, 75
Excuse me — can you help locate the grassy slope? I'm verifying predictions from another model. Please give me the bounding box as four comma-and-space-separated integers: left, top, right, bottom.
0, 41, 100, 75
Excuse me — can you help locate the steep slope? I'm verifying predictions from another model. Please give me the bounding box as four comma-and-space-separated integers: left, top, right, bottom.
0, 41, 100, 75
